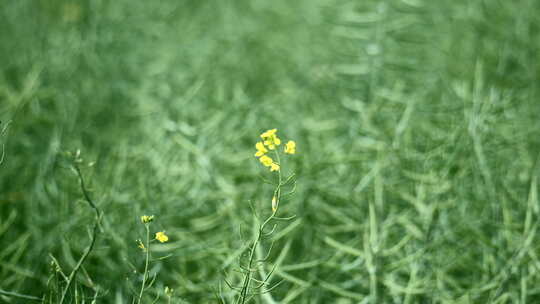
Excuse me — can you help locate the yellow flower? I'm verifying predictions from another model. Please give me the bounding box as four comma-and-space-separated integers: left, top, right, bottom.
260, 128, 277, 138
155, 231, 169, 243
141, 215, 154, 224
284, 140, 296, 154
271, 196, 278, 213
254, 141, 268, 157
258, 154, 280, 172
270, 163, 280, 172
260, 128, 281, 150
137, 239, 146, 251
259, 155, 274, 167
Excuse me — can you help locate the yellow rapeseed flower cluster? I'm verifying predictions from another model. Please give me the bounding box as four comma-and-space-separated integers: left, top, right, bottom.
261, 129, 281, 150
254, 129, 296, 172
138, 215, 169, 249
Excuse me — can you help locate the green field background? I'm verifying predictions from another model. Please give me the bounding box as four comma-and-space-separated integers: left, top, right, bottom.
1, 0, 540, 303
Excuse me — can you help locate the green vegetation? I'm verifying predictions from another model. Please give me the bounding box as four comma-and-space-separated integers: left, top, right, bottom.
1, 0, 540, 302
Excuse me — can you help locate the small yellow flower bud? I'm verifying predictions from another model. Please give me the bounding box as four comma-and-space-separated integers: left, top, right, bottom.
137, 239, 146, 251
272, 196, 278, 213
140, 215, 154, 224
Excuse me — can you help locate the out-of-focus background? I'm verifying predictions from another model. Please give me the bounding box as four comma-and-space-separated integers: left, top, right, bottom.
1, 0, 540, 303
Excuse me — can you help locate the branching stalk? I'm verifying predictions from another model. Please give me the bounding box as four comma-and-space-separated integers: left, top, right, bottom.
0, 288, 42, 302
137, 224, 151, 304
59, 163, 101, 304
237, 150, 284, 304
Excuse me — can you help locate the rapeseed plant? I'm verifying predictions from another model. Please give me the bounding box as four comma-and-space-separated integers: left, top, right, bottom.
227, 129, 297, 303
57, 150, 102, 304
136, 215, 169, 304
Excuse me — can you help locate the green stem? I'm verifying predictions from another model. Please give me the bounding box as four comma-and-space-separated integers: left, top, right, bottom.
137, 225, 151, 304
0, 289, 42, 302
238, 150, 283, 304
272, 149, 282, 213
239, 213, 276, 304
60, 164, 101, 304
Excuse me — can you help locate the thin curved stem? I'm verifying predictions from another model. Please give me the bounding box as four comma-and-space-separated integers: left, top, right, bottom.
60, 164, 101, 304
137, 225, 151, 304
238, 150, 283, 304
0, 289, 42, 302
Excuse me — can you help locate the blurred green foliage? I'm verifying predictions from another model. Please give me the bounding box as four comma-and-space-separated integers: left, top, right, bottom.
1, 0, 540, 303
